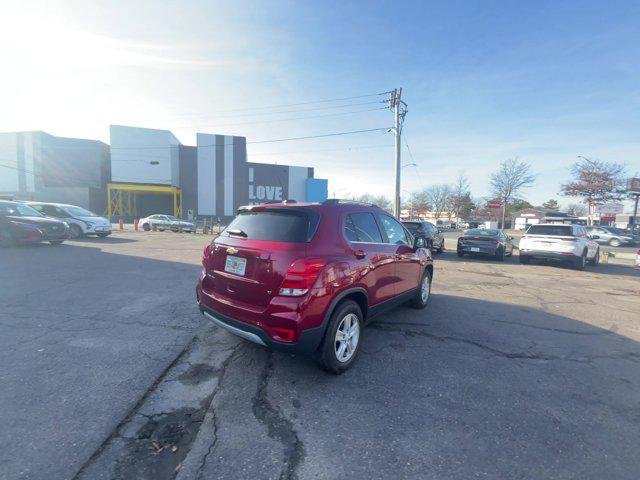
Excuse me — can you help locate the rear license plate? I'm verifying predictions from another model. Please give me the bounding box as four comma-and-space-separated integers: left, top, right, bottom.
225, 255, 246, 276
470, 247, 480, 252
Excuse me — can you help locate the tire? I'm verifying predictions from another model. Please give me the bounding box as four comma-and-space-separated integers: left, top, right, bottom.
409, 270, 432, 309
142, 223, 150, 231
495, 247, 505, 262
574, 251, 587, 270
588, 248, 600, 266
97, 233, 110, 238
0, 229, 15, 247
49, 240, 64, 245
69, 224, 83, 239
609, 238, 621, 247
457, 250, 464, 257
437, 240, 444, 253
317, 300, 363, 374
519, 255, 530, 264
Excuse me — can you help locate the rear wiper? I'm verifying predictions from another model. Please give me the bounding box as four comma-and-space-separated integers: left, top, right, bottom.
226, 228, 248, 237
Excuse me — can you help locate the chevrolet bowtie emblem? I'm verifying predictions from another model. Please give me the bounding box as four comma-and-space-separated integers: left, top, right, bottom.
226, 247, 238, 254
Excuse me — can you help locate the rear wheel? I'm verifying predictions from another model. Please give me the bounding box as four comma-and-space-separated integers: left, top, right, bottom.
437, 240, 444, 253
409, 270, 432, 309
574, 251, 587, 270
495, 246, 505, 262
97, 233, 110, 238
317, 300, 362, 374
457, 250, 464, 257
588, 248, 600, 266
49, 240, 64, 245
519, 254, 530, 264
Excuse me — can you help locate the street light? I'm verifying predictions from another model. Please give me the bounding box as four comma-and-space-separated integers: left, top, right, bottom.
402, 163, 416, 168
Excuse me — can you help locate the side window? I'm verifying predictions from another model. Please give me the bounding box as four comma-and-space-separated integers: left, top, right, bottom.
43, 205, 59, 216
350, 212, 383, 243
343, 215, 358, 242
379, 215, 410, 246
31, 205, 45, 214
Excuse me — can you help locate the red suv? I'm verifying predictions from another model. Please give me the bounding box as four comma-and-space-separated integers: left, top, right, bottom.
196, 200, 433, 373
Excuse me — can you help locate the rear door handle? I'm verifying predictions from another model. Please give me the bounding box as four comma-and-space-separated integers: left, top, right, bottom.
354, 249, 367, 259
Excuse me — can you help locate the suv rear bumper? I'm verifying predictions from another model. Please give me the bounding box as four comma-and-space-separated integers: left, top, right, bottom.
519, 250, 578, 260
198, 304, 324, 354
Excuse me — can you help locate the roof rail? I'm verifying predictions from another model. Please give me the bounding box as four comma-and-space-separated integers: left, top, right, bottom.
322, 199, 380, 208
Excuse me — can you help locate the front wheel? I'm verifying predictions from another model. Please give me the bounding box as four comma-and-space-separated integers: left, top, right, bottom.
97, 233, 110, 238
409, 270, 432, 309
69, 224, 83, 239
317, 300, 362, 374
49, 240, 64, 245
142, 223, 150, 231
609, 238, 621, 247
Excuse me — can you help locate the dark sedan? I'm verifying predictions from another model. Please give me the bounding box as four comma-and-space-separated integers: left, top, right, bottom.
0, 201, 69, 247
457, 228, 514, 261
402, 220, 445, 253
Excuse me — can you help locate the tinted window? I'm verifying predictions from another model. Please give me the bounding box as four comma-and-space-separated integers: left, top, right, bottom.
349, 213, 383, 243
379, 215, 410, 246
343, 215, 358, 241
223, 210, 318, 242
0, 203, 42, 217
527, 225, 573, 236
402, 222, 422, 234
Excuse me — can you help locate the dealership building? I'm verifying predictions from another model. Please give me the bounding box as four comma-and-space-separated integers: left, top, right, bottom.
1, 125, 328, 220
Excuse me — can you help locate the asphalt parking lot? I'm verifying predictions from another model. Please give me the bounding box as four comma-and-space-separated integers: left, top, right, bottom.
2, 232, 639, 480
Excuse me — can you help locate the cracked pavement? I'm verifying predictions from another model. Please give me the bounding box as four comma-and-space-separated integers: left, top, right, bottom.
2, 232, 640, 479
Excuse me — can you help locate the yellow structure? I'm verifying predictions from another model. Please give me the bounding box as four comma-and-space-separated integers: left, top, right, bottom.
107, 183, 183, 220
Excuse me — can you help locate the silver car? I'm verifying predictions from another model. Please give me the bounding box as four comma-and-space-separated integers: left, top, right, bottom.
139, 214, 195, 232
27, 202, 112, 238
585, 226, 636, 247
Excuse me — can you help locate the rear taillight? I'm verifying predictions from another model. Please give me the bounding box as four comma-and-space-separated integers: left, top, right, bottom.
202, 244, 212, 268
279, 258, 327, 296
579, 233, 588, 238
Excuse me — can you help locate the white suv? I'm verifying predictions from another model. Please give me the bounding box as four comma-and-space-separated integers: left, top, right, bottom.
519, 224, 600, 270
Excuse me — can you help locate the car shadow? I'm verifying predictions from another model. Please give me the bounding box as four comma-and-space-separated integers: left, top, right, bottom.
68, 236, 138, 244
270, 293, 640, 478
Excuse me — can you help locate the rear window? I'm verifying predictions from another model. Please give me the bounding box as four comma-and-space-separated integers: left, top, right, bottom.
466, 229, 499, 236
346, 212, 383, 243
527, 225, 573, 236
222, 209, 319, 242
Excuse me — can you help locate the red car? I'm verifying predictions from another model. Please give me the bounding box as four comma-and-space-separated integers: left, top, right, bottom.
196, 200, 434, 373
0, 200, 69, 246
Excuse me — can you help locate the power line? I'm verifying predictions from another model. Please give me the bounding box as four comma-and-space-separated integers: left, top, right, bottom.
402, 133, 425, 190
132, 92, 391, 121
170, 106, 387, 130
250, 143, 393, 157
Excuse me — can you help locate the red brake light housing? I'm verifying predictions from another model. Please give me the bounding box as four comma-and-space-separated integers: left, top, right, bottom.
279, 258, 327, 296
202, 244, 212, 268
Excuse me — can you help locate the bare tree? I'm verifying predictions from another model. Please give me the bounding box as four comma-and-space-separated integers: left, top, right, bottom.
566, 203, 588, 217
409, 190, 431, 217
449, 171, 471, 220
560, 157, 626, 224
425, 184, 452, 219
490, 158, 535, 229
350, 193, 393, 213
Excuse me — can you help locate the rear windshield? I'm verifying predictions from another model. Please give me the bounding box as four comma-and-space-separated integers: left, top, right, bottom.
222, 209, 319, 242
465, 229, 499, 236
527, 225, 573, 236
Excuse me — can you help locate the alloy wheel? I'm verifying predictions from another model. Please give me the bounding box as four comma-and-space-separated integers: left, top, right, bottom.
421, 274, 431, 303
335, 313, 360, 363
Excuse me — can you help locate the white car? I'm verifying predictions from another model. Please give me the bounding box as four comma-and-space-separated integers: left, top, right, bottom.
139, 214, 195, 232
27, 202, 111, 238
519, 224, 600, 270
635, 248, 640, 269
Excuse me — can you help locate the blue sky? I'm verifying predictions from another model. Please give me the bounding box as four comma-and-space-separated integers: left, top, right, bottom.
1, 0, 639, 208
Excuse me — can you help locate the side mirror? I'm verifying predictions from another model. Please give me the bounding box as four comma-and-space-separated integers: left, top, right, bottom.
414, 236, 426, 249
591, 235, 599, 240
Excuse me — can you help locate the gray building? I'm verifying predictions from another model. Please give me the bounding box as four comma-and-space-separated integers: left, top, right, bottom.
110, 126, 328, 221
0, 131, 110, 212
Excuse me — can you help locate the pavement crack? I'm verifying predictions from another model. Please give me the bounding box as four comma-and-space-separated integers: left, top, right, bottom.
252, 351, 305, 480
195, 343, 244, 480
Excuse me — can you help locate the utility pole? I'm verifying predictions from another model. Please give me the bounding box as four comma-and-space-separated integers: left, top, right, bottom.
388, 88, 407, 218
